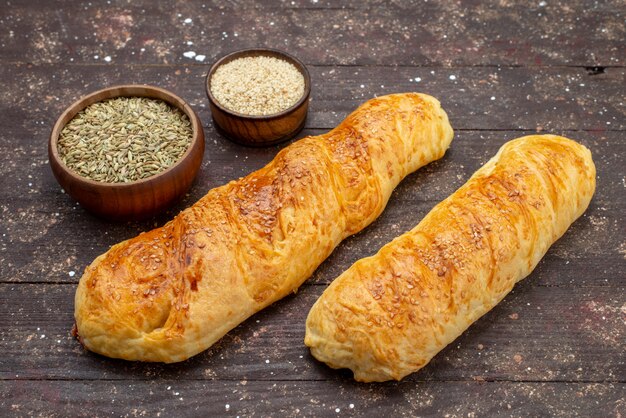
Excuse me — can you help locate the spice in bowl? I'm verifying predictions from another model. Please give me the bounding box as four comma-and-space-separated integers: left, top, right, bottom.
57, 97, 193, 183
210, 55, 305, 116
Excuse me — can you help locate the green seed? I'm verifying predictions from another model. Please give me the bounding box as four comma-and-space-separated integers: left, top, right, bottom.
57, 97, 193, 183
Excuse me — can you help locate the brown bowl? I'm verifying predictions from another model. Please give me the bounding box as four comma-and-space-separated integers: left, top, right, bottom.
205, 48, 311, 147
49, 85, 205, 221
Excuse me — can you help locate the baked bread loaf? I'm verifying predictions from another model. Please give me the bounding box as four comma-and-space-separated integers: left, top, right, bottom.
74, 93, 454, 362
305, 135, 595, 382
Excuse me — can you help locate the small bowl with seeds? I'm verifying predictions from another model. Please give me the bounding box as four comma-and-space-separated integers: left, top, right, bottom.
49, 85, 204, 220
206, 48, 311, 146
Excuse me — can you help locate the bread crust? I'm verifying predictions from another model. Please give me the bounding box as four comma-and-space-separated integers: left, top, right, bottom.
74, 93, 454, 362
305, 135, 596, 382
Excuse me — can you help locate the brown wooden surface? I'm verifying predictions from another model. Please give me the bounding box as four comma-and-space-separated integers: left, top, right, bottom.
0, 1, 624, 417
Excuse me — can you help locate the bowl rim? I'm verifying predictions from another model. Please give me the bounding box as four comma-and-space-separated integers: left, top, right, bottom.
49, 84, 204, 189
205, 47, 311, 121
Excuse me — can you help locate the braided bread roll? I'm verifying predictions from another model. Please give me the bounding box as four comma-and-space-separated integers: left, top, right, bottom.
74, 93, 454, 362
305, 135, 595, 382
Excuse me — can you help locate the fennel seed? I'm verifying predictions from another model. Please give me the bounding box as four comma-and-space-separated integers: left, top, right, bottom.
57, 97, 193, 183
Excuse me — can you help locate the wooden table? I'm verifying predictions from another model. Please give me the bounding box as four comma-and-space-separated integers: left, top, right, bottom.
1, 1, 624, 416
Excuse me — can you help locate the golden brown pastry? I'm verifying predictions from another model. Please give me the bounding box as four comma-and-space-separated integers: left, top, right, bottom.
305, 135, 595, 382
74, 93, 454, 362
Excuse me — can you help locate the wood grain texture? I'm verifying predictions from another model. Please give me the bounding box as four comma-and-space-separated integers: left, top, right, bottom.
1, 0, 624, 415
1, 64, 623, 132
1, 380, 625, 417
1, 0, 624, 66
1, 283, 624, 383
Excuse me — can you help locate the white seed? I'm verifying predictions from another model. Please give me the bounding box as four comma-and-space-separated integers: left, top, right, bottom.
210, 55, 305, 116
